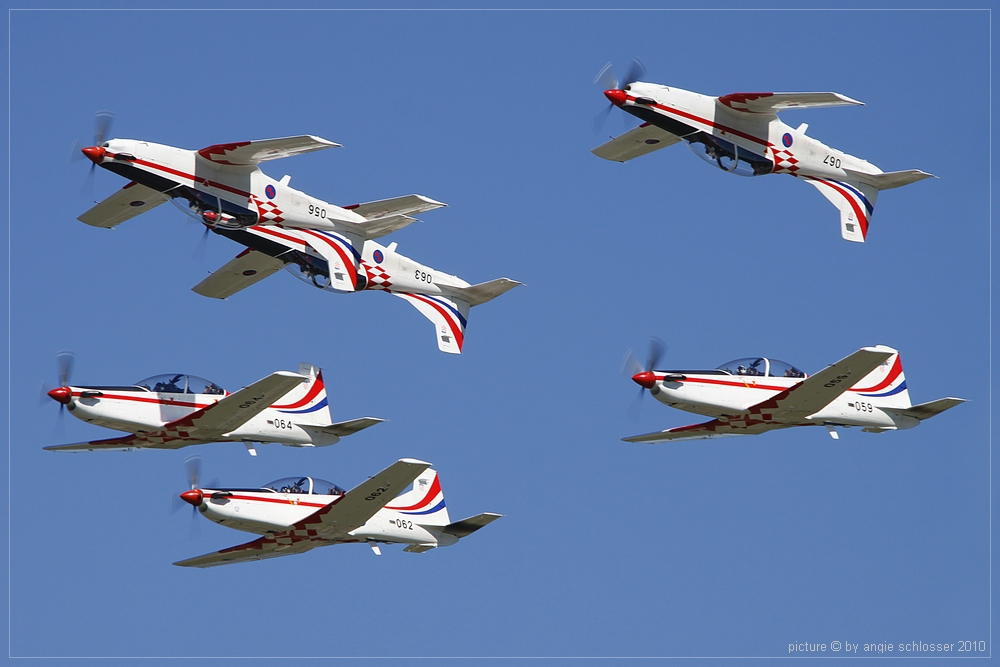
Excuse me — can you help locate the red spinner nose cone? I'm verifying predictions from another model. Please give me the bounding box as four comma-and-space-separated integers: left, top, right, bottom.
632, 371, 657, 389
82, 146, 106, 164
604, 89, 627, 106
180, 489, 204, 507
48, 386, 72, 405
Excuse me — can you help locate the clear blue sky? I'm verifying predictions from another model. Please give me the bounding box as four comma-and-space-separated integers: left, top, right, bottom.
7, 5, 992, 661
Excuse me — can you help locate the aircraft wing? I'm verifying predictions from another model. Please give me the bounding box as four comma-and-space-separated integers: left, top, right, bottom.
624, 420, 801, 443
46, 372, 308, 452
717, 92, 864, 114
197, 135, 340, 166
78, 182, 171, 228
44, 433, 214, 452
175, 459, 429, 567
345, 194, 447, 239
174, 533, 333, 568
192, 249, 286, 299
591, 123, 682, 162
297, 458, 432, 538
177, 371, 308, 435
755, 346, 896, 421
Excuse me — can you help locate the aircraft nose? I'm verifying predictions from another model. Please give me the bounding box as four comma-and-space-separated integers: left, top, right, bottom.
47, 386, 72, 405
81, 145, 106, 164
604, 89, 627, 106
631, 371, 657, 389
180, 489, 204, 507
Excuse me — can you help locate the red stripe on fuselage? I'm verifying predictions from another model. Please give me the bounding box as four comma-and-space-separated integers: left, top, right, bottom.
252, 225, 307, 248
670, 376, 789, 392
211, 492, 331, 509
72, 391, 209, 409
627, 95, 770, 148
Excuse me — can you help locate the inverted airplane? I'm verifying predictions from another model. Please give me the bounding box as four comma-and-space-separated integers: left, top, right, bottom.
44, 362, 381, 456
77, 126, 519, 354
174, 458, 501, 567
624, 345, 965, 443
592, 65, 933, 243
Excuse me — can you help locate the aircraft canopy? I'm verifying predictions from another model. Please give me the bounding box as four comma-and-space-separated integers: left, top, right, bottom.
716, 357, 805, 378
134, 374, 226, 395
263, 476, 346, 496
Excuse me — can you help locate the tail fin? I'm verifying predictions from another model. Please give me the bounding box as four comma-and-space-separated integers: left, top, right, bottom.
848, 348, 910, 409
269, 363, 332, 425
803, 176, 878, 242
383, 469, 450, 526
449, 277, 522, 307
392, 292, 470, 354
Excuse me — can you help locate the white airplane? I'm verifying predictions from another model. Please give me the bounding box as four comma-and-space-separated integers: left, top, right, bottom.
623, 344, 965, 443
77, 123, 519, 354
592, 63, 934, 242
44, 361, 382, 456
174, 458, 501, 567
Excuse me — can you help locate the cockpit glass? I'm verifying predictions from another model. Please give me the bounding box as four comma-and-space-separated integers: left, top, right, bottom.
716, 357, 805, 378
263, 477, 313, 494
134, 374, 226, 394
262, 477, 346, 495
684, 131, 774, 177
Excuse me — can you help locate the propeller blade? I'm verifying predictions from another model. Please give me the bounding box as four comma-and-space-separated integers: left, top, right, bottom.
646, 337, 666, 372
93, 111, 114, 146
621, 57, 646, 88
621, 348, 644, 378
626, 385, 646, 421
184, 454, 201, 490
592, 103, 614, 133
56, 350, 74, 387
594, 62, 619, 90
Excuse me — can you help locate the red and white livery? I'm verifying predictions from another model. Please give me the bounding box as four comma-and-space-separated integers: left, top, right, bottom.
174, 459, 501, 568
78, 135, 520, 354
624, 346, 965, 443
44, 363, 382, 455
593, 76, 934, 242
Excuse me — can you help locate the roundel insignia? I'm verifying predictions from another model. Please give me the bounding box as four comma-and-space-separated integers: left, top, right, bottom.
644, 139, 660, 145
129, 201, 145, 207
242, 270, 258, 276
265, 184, 276, 199
782, 133, 793, 148
373, 249, 384, 264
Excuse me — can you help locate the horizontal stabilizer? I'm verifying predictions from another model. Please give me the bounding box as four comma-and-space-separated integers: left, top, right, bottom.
449, 278, 522, 307
312, 417, 385, 437
346, 194, 447, 239
718, 91, 863, 114
843, 168, 936, 191
591, 123, 681, 162
885, 397, 967, 421
192, 249, 285, 299
442, 512, 502, 538
197, 135, 339, 166
78, 182, 171, 228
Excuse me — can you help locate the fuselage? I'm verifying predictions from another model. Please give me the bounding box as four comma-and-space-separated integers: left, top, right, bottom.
189, 479, 457, 548
614, 83, 882, 182
88, 138, 466, 300
57, 375, 335, 447
646, 356, 916, 430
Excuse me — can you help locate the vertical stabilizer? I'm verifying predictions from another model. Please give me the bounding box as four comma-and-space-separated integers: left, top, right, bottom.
849, 347, 910, 409
383, 469, 450, 526
269, 364, 332, 425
